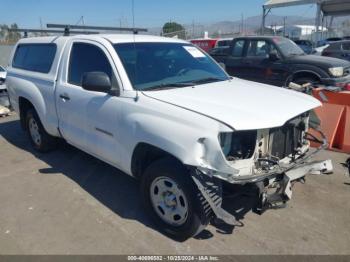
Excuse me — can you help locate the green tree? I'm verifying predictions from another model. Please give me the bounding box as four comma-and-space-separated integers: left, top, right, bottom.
162, 22, 186, 39
0, 24, 9, 41
7, 23, 21, 43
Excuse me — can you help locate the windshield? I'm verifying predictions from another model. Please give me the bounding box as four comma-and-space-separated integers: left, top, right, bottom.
273, 38, 305, 57
0, 66, 5, 72
114, 42, 229, 91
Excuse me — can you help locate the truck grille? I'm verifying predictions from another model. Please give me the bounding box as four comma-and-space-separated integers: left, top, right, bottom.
269, 119, 304, 159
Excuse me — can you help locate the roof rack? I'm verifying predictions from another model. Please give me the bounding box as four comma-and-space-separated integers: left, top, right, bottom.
8, 28, 98, 37
46, 23, 148, 35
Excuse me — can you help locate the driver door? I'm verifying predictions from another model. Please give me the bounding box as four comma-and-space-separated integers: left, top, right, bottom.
56, 40, 123, 166
242, 40, 287, 86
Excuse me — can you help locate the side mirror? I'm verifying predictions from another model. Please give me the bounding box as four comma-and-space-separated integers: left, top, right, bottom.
82, 72, 112, 93
269, 51, 279, 61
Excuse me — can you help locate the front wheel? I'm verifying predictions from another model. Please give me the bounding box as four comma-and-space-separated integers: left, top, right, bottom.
25, 109, 57, 152
140, 157, 212, 241
292, 76, 319, 87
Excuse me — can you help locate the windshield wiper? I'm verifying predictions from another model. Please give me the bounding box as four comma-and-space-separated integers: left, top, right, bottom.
146, 77, 226, 91
289, 53, 304, 57
146, 82, 194, 91
190, 77, 226, 85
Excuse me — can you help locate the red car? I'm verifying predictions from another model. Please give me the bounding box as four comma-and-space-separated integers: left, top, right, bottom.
190, 39, 218, 52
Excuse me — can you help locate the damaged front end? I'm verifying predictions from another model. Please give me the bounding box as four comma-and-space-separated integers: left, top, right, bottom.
191, 113, 333, 225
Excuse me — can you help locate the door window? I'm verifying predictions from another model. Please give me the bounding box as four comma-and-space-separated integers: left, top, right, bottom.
342, 43, 350, 51
13, 44, 56, 73
68, 43, 113, 86
246, 40, 279, 59
231, 40, 245, 57
247, 40, 270, 57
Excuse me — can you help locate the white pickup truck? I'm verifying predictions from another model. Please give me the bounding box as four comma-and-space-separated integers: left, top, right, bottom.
6, 34, 332, 241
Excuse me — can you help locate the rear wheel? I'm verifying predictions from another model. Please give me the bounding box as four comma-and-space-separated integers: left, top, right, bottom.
140, 157, 212, 241
25, 109, 57, 152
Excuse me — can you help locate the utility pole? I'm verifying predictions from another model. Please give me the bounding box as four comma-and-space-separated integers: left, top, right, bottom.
39, 17, 43, 30
241, 13, 244, 35
39, 17, 43, 36
283, 16, 286, 37
192, 20, 195, 38
271, 23, 273, 35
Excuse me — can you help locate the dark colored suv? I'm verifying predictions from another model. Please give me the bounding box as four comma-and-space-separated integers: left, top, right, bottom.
293, 39, 314, 54
322, 40, 350, 61
211, 36, 350, 88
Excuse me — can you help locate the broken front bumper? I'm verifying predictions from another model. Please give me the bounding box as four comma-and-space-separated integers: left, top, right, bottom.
192, 159, 333, 225
254, 159, 333, 214
191, 129, 333, 225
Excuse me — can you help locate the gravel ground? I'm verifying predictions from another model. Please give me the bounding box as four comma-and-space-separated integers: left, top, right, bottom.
0, 114, 349, 255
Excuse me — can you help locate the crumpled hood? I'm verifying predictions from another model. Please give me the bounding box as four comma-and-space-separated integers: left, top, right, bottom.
143, 78, 321, 130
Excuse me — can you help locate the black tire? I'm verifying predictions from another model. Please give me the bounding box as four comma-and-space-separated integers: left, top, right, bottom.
140, 157, 212, 241
25, 109, 57, 152
293, 76, 319, 86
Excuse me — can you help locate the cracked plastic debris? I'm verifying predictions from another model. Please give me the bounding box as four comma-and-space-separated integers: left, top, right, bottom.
0, 105, 10, 117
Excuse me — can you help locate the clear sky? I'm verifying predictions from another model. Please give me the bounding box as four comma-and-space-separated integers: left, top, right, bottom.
0, 0, 316, 28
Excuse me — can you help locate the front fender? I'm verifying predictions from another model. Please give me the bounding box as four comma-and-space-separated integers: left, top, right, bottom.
118, 94, 234, 175
289, 64, 330, 80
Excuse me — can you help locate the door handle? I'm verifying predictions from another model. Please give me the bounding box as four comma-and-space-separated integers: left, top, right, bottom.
59, 94, 70, 101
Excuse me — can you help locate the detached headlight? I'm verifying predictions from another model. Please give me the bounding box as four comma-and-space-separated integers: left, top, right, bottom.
329, 67, 344, 77
219, 131, 257, 160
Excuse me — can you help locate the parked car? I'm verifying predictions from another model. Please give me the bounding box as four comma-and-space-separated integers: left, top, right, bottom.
293, 39, 314, 54
215, 38, 232, 48
317, 37, 343, 47
326, 37, 343, 42
6, 35, 331, 240
190, 38, 218, 52
0, 65, 9, 107
210, 36, 350, 88
190, 38, 232, 52
0, 65, 6, 86
209, 46, 230, 56
322, 40, 350, 61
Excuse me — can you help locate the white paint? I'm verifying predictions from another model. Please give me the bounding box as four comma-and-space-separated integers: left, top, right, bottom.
145, 78, 320, 130
6, 34, 322, 181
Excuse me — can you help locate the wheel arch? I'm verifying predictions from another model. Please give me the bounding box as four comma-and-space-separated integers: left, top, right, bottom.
18, 95, 56, 138
131, 142, 185, 179
18, 96, 36, 130
286, 70, 322, 86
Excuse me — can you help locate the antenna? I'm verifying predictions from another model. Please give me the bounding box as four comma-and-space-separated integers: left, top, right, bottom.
131, 0, 139, 100
132, 0, 135, 30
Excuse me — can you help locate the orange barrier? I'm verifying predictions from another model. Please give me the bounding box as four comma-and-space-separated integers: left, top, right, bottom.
312, 89, 350, 106
311, 88, 350, 153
